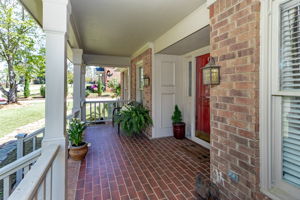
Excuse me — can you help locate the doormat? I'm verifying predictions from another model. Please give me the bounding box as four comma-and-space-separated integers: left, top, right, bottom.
181, 144, 210, 162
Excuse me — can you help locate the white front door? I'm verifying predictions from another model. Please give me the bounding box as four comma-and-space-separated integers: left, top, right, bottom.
153, 54, 181, 138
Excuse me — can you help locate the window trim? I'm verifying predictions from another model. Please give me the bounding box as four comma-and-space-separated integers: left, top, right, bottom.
136, 62, 144, 103
260, 0, 300, 199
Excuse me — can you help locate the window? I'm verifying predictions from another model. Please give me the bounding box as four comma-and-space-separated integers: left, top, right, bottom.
136, 66, 144, 103
188, 61, 192, 97
261, 0, 300, 199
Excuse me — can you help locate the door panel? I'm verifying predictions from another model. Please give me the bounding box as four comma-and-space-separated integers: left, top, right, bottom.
154, 54, 181, 138
196, 53, 210, 143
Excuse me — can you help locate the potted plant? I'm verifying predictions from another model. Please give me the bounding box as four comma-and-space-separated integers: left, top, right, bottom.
172, 105, 185, 139
115, 103, 152, 136
68, 118, 88, 161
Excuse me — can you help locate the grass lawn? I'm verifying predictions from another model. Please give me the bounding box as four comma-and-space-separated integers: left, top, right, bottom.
0, 103, 45, 138
0, 101, 73, 138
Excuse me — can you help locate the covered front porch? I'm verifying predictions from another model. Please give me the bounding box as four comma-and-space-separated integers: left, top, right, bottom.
70, 125, 209, 200
4, 0, 216, 199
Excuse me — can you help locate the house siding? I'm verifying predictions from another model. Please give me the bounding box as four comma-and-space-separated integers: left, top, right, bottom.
130, 48, 152, 137
210, 0, 269, 199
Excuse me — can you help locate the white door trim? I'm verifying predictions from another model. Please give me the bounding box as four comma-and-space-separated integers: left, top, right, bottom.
183, 46, 210, 149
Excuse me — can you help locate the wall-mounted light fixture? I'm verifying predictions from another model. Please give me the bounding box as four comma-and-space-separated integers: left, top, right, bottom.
202, 57, 220, 85
106, 70, 113, 77
143, 76, 150, 87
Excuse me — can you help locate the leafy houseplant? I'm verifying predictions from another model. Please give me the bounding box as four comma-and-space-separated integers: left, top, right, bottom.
68, 118, 88, 161
115, 103, 152, 136
171, 105, 185, 139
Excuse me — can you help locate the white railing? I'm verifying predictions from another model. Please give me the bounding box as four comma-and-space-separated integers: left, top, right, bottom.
14, 127, 45, 185
0, 112, 77, 200
8, 144, 59, 200
82, 100, 130, 123
0, 149, 42, 200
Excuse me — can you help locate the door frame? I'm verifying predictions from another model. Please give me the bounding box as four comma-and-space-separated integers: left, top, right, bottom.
183, 46, 211, 149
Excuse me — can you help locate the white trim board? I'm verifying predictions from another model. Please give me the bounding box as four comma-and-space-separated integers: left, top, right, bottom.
154, 4, 209, 54
183, 46, 211, 150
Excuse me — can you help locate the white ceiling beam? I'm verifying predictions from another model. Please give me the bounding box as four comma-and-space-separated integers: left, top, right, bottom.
19, 0, 82, 50
153, 3, 209, 54
83, 54, 130, 67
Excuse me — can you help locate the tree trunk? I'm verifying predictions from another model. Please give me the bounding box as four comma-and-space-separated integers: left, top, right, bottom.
6, 59, 18, 103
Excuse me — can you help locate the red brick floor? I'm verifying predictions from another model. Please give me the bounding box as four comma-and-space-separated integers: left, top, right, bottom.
75, 125, 210, 200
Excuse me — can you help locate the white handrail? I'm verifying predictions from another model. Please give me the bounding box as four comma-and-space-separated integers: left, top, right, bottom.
8, 144, 60, 200
23, 128, 45, 142
0, 149, 41, 180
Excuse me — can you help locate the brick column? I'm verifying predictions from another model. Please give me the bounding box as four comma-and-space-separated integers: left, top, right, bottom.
209, 1, 269, 199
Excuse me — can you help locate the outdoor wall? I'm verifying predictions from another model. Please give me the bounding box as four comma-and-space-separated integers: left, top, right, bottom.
209, 1, 269, 199
130, 48, 152, 137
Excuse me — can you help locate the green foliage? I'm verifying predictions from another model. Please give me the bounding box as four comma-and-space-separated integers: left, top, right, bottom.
40, 85, 45, 98
68, 118, 86, 147
67, 71, 74, 84
97, 80, 104, 96
85, 90, 91, 97
23, 77, 30, 98
171, 105, 183, 124
115, 104, 152, 136
107, 78, 121, 97
0, 0, 45, 103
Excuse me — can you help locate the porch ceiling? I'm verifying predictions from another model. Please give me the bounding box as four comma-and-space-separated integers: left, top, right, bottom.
71, 0, 206, 56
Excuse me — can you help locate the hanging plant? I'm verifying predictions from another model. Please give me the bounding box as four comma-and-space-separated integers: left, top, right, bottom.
115, 103, 152, 136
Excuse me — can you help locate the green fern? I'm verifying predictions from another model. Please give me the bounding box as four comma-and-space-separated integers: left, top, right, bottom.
115, 104, 152, 136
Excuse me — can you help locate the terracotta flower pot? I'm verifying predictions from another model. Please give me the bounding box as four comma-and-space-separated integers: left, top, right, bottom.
173, 122, 185, 139
69, 143, 88, 161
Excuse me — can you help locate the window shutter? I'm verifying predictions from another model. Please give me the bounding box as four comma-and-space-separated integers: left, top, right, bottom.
280, 3, 300, 90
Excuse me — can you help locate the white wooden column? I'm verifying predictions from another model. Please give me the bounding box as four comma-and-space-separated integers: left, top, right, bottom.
72, 49, 83, 116
42, 0, 70, 199
80, 65, 86, 120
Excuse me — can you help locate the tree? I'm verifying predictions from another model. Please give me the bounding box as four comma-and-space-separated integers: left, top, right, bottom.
0, 0, 45, 103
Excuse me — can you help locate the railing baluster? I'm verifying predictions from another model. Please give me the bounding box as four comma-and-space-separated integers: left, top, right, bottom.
15, 133, 26, 185
94, 102, 96, 121
32, 136, 36, 151
98, 102, 101, 121
3, 176, 12, 200
82, 100, 130, 123
45, 166, 52, 200
24, 165, 30, 175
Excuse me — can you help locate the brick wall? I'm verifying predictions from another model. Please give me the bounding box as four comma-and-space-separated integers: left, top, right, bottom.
130, 48, 152, 137
209, 1, 269, 199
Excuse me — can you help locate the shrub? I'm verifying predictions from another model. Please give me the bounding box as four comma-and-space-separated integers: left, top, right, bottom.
23, 78, 30, 98
171, 105, 182, 124
85, 90, 90, 97
40, 85, 46, 98
97, 80, 104, 96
